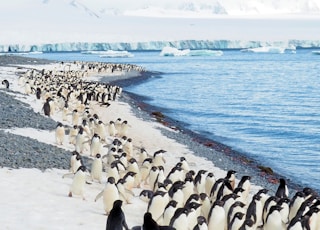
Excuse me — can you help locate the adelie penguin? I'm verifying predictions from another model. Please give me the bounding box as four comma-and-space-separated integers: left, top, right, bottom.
106, 200, 129, 230
275, 178, 289, 199
131, 212, 176, 230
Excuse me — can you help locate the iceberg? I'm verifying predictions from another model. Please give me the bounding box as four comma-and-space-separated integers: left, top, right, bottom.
189, 49, 223, 56
159, 47, 190, 56
312, 50, 320, 55
240, 46, 286, 53
82, 50, 134, 58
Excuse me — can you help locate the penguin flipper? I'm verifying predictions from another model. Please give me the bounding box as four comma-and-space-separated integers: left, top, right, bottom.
94, 190, 103, 202
62, 172, 74, 179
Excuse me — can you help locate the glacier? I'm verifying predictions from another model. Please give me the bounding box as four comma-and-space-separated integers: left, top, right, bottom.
1, 39, 319, 53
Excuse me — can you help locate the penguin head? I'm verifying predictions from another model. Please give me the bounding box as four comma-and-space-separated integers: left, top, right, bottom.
107, 176, 116, 184
197, 216, 207, 225
113, 199, 123, 208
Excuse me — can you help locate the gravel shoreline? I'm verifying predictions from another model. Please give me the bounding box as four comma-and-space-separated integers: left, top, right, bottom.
0, 55, 316, 196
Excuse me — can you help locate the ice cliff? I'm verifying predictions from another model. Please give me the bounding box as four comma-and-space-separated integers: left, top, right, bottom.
1, 39, 319, 53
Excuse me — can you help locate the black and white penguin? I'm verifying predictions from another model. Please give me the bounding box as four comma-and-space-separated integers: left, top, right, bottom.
264, 205, 283, 230
147, 190, 169, 223
207, 200, 225, 230
162, 200, 178, 226
229, 212, 245, 230
142, 212, 176, 230
225, 170, 236, 190
139, 190, 154, 203
169, 207, 190, 230
42, 97, 52, 117
194, 170, 207, 194
289, 191, 305, 221
193, 216, 208, 230
275, 178, 289, 199
106, 200, 129, 230
95, 176, 120, 215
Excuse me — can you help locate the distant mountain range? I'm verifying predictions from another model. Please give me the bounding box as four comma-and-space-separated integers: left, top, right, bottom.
62, 0, 320, 17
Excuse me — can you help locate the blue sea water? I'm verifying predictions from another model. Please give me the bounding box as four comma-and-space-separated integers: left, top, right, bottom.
25, 49, 320, 192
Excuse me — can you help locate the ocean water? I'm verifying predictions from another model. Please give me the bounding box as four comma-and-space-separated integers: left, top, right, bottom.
25, 49, 320, 192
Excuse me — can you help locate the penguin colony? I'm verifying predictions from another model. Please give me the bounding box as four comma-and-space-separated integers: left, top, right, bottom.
17, 61, 319, 230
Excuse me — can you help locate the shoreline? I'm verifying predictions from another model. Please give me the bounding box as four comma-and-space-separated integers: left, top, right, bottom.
0, 55, 316, 195
106, 71, 312, 195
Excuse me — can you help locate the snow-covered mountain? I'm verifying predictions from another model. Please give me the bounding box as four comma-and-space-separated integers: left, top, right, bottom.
0, 0, 320, 52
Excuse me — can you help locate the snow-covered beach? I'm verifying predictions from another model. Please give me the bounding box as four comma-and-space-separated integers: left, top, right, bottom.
0, 56, 318, 229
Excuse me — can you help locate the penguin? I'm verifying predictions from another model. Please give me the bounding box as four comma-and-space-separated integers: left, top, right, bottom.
153, 150, 166, 168
67, 165, 87, 200
127, 158, 142, 188
72, 109, 80, 126
185, 202, 202, 229
225, 170, 236, 190
162, 200, 178, 226
55, 122, 65, 145
179, 157, 190, 173
182, 176, 195, 204
166, 164, 184, 184
238, 218, 254, 230
142, 212, 176, 230
90, 153, 103, 183
148, 166, 160, 191
207, 200, 225, 230
123, 138, 133, 158
168, 181, 185, 208
95, 176, 120, 215
229, 212, 245, 230
277, 197, 291, 228
264, 205, 283, 230
90, 133, 102, 157
119, 120, 129, 137
235, 176, 251, 203
122, 171, 137, 191
216, 179, 234, 201
262, 196, 279, 224
108, 120, 117, 137
221, 193, 240, 229
210, 178, 225, 201
140, 158, 153, 187
139, 190, 154, 203
227, 201, 246, 229
69, 125, 78, 145
95, 120, 107, 141
193, 216, 208, 230
75, 126, 88, 154
197, 193, 210, 220
169, 207, 190, 230
71, 153, 83, 173
106, 200, 129, 230
2, 79, 9, 89
205, 172, 215, 196
245, 193, 262, 229
275, 178, 289, 199
116, 178, 134, 204
115, 118, 122, 134
42, 97, 51, 117
194, 170, 207, 195
147, 190, 170, 223
289, 191, 306, 222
